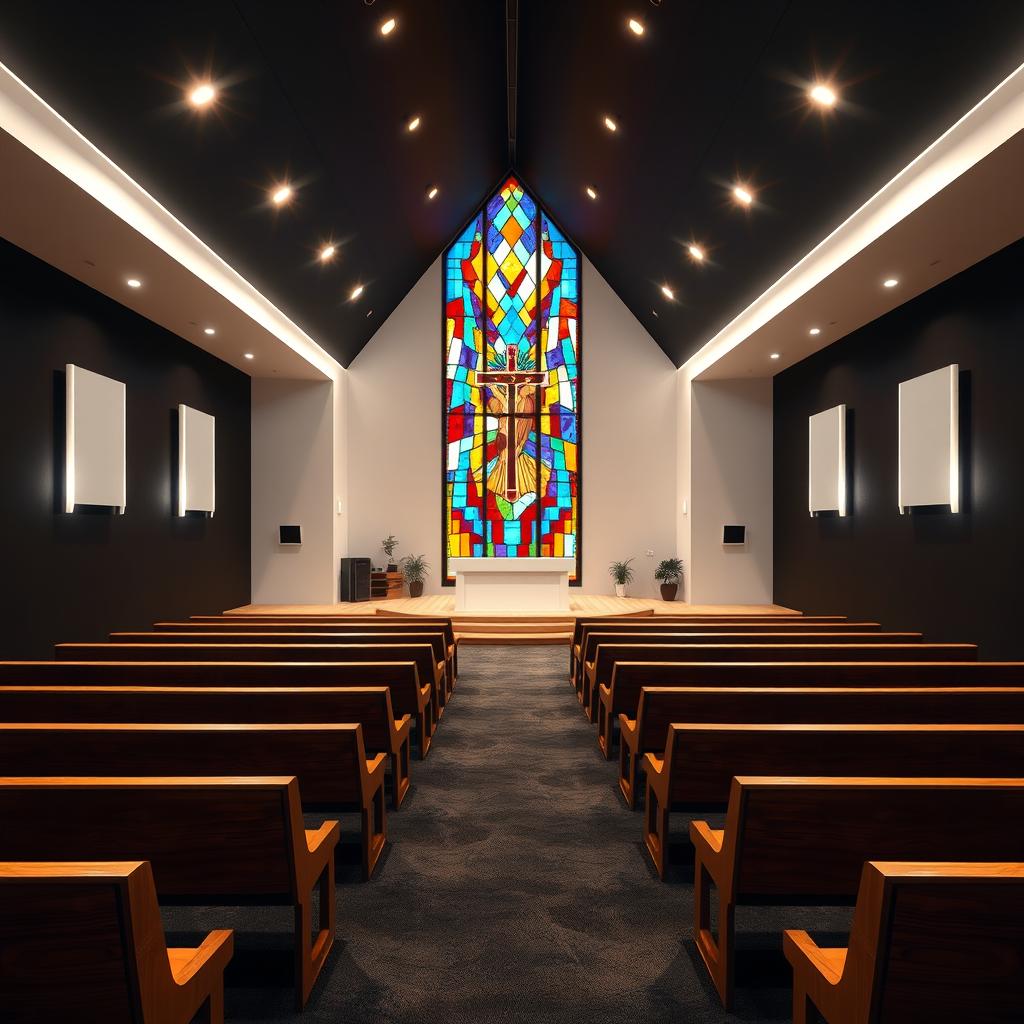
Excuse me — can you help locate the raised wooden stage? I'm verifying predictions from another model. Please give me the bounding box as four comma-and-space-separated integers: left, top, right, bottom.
226, 595, 798, 645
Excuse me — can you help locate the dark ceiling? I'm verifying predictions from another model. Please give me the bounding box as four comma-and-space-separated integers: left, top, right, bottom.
1, 1, 1023, 367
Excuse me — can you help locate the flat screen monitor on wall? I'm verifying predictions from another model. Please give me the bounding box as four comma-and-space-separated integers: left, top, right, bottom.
723, 525, 746, 545
279, 525, 302, 545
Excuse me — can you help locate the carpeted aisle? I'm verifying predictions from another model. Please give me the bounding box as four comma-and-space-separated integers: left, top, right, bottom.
164, 645, 849, 1022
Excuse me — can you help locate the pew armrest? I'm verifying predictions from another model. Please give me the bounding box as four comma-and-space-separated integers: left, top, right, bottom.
689, 821, 725, 856
366, 752, 388, 783
168, 929, 234, 986
305, 821, 341, 856
783, 929, 847, 986
393, 714, 413, 743
618, 715, 637, 741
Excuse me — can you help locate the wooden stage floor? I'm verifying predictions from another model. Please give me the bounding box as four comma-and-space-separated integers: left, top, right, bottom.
225, 595, 799, 645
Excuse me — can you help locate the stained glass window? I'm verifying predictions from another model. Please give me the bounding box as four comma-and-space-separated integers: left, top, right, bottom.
443, 176, 580, 583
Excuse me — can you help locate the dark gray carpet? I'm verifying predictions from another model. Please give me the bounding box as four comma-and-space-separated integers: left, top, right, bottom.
165, 645, 850, 1022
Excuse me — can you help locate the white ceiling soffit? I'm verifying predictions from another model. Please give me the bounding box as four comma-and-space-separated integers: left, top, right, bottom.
0, 60, 339, 382
686, 60, 1024, 382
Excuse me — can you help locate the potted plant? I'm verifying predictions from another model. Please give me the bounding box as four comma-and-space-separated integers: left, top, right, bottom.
401, 553, 430, 598
382, 535, 399, 572
608, 558, 635, 598
654, 557, 685, 602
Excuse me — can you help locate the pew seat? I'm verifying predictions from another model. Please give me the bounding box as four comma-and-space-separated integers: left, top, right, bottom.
0, 723, 387, 879
617, 685, 1024, 806
784, 861, 1024, 1024
0, 860, 234, 1023
0, 776, 337, 1008
688, 778, 1024, 1008
0, 659, 435, 758
642, 723, 1024, 880
0, 684, 413, 808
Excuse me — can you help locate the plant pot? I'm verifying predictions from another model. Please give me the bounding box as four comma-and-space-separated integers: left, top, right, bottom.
659, 583, 678, 602
614, 583, 626, 598
409, 580, 424, 598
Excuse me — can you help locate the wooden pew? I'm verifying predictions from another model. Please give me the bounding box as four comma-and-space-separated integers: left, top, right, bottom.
159, 618, 459, 687
579, 631, 917, 707
569, 614, 850, 679
0, 685, 414, 808
0, 659, 434, 758
0, 777, 338, 1008
784, 861, 1024, 1024
573, 621, 883, 691
60, 640, 447, 723
0, 723, 387, 879
617, 685, 1024, 805
584, 642, 976, 721
642, 723, 1024, 879
687, 778, 1024, 1007
0, 860, 234, 1023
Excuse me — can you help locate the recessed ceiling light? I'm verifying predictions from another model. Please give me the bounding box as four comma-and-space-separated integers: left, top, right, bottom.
188, 83, 216, 108
809, 83, 837, 107
883, 277, 899, 288
319, 244, 337, 262
271, 184, 293, 206
687, 244, 705, 262
380, 17, 397, 36
427, 185, 439, 200
627, 18, 644, 35
604, 115, 618, 132
733, 184, 753, 206
243, 352, 255, 360
585, 186, 598, 200
770, 352, 781, 360
406, 115, 421, 132
203, 327, 216, 336
350, 284, 364, 301
661, 285, 675, 300
126, 278, 142, 288
809, 327, 821, 336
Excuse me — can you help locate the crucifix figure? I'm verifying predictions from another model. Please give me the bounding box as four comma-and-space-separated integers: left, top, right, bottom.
477, 346, 545, 501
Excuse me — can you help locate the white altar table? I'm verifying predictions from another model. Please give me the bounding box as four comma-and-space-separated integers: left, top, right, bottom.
448, 557, 576, 612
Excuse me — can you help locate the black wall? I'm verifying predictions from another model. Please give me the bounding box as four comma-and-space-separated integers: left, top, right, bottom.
0, 238, 251, 658
774, 238, 1024, 659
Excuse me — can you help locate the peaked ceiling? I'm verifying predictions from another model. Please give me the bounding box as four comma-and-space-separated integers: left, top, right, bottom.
0, 1, 1022, 368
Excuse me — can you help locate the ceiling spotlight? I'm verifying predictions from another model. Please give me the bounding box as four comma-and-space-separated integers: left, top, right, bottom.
603, 115, 618, 132
406, 115, 421, 132
661, 285, 675, 301
271, 184, 293, 206
585, 186, 598, 200
733, 184, 753, 206
203, 327, 216, 336
350, 284, 365, 301
319, 244, 337, 262
380, 17, 397, 35
426, 185, 439, 200
188, 83, 216, 108
687, 244, 705, 262
243, 352, 255, 360
126, 278, 142, 288
770, 352, 781, 360
627, 18, 645, 35
809, 83, 837, 107
883, 278, 899, 288
809, 327, 821, 336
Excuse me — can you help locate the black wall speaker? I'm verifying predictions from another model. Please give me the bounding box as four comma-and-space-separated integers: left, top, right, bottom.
340, 557, 371, 602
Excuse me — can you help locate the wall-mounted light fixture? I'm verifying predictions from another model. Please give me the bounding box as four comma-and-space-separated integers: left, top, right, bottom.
898, 364, 959, 514
809, 404, 847, 517
65, 364, 126, 514
177, 404, 215, 517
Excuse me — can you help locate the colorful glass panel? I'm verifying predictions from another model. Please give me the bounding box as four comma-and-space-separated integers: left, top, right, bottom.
444, 178, 580, 583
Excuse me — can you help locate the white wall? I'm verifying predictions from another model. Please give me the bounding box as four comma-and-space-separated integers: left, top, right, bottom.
251, 377, 337, 603
347, 255, 678, 597
685, 376, 773, 605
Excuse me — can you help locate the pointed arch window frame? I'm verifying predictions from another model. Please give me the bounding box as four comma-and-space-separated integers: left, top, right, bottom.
440, 173, 583, 586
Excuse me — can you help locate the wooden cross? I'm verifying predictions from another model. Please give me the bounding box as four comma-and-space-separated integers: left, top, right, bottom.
477, 346, 545, 501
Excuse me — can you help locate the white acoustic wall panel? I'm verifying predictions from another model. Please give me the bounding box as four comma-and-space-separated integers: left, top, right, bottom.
178, 404, 215, 516
65, 364, 126, 513
808, 404, 847, 516
898, 363, 959, 514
